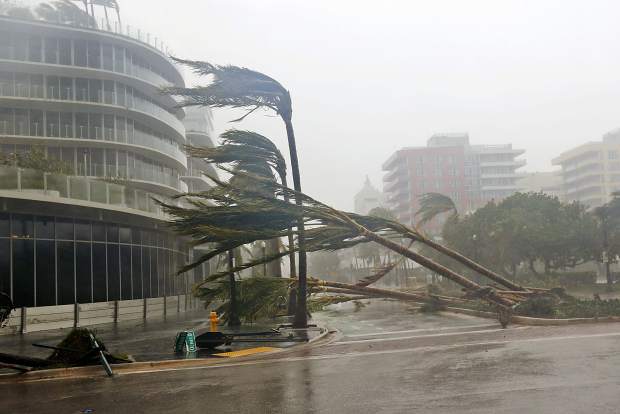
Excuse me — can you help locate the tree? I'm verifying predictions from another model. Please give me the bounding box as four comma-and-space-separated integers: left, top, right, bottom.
593, 192, 620, 291
166, 61, 309, 327
162, 170, 516, 310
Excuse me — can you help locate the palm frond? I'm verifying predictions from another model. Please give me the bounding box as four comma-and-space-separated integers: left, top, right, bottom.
415, 192, 458, 228
165, 59, 291, 119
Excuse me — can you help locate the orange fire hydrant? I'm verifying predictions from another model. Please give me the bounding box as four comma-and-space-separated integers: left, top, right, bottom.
209, 311, 219, 332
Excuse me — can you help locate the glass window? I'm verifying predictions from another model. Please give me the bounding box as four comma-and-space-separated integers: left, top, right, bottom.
119, 227, 131, 244
35, 240, 56, 306
74, 39, 87, 67
35, 216, 55, 239
131, 246, 142, 299
150, 247, 158, 297
57, 241, 75, 305
0, 239, 10, 297
13, 239, 34, 307
88, 79, 101, 103
28, 36, 42, 62
76, 242, 91, 303
56, 217, 74, 240
12, 214, 33, 238
76, 78, 88, 101
58, 38, 71, 65
141, 247, 150, 298
107, 244, 119, 300
44, 37, 58, 64
60, 77, 73, 100
120, 245, 132, 300
60, 112, 73, 138
13, 33, 28, 61
102, 44, 113, 71
76, 112, 89, 138
92, 243, 107, 302
0, 213, 9, 237
107, 224, 119, 243
114, 46, 125, 72
75, 220, 91, 241
87, 41, 101, 68
45, 111, 59, 137
92, 222, 106, 242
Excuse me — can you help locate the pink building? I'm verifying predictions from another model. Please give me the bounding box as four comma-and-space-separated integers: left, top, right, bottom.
382, 133, 525, 232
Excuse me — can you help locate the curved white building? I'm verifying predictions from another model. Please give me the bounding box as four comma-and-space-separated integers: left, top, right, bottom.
0, 14, 213, 315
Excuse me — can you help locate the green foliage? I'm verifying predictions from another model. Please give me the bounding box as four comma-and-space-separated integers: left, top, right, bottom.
514, 296, 557, 317
442, 192, 599, 277
197, 278, 289, 323
415, 192, 458, 228
0, 146, 74, 174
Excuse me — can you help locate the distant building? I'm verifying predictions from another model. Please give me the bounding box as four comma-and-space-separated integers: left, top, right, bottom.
552, 129, 620, 208
516, 171, 563, 199
353, 176, 384, 215
382, 133, 525, 227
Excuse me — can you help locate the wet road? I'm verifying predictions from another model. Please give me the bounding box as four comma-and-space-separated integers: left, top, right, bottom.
4, 300, 620, 413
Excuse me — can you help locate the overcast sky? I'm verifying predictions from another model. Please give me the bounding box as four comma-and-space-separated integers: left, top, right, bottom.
114, 1, 620, 209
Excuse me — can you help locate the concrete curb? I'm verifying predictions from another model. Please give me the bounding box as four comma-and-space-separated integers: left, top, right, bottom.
443, 306, 620, 326
0, 324, 333, 383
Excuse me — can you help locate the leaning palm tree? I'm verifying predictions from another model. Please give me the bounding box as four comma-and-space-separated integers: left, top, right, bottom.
415, 192, 458, 229
161, 170, 516, 310
186, 129, 295, 279
165, 60, 309, 327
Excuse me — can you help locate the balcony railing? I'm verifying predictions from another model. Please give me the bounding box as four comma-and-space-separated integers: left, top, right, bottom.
0, 165, 182, 218
0, 81, 185, 138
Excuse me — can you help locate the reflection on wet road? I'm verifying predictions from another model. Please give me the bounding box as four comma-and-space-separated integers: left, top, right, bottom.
5, 300, 620, 413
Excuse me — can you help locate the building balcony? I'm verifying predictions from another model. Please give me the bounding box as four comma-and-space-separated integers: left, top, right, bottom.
0, 165, 184, 219
0, 88, 185, 142
477, 159, 526, 168
0, 15, 183, 86
0, 121, 187, 171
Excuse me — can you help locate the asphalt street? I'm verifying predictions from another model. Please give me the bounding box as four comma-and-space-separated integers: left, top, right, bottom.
4, 299, 620, 413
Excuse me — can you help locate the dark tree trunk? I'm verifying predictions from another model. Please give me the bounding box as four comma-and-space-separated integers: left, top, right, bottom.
227, 250, 240, 327
349, 223, 513, 308
414, 235, 526, 291
528, 259, 539, 276
283, 115, 308, 328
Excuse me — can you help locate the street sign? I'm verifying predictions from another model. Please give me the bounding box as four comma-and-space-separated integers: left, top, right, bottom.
174, 330, 197, 352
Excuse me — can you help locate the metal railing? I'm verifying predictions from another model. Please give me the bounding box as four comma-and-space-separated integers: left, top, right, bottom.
0, 165, 183, 217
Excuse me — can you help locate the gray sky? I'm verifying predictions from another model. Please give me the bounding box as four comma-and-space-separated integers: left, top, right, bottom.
119, 0, 620, 210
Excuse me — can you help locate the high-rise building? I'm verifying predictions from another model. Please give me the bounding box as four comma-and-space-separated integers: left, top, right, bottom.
353, 176, 384, 215
516, 171, 563, 200
382, 133, 525, 227
552, 129, 620, 208
0, 14, 215, 311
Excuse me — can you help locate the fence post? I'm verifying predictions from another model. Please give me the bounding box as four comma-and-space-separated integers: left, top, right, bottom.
113, 300, 119, 323
143, 297, 147, 321
74, 302, 80, 328
163, 295, 167, 318
20, 307, 27, 334
177, 294, 180, 314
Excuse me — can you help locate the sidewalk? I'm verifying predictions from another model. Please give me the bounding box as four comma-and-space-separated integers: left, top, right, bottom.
0, 310, 323, 368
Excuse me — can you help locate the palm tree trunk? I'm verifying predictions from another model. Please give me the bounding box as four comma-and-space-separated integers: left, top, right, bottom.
278, 173, 298, 315
413, 235, 526, 291
283, 116, 308, 328
336, 214, 513, 308
227, 250, 241, 327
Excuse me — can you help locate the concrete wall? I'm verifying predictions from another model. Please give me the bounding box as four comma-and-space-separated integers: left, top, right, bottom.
1, 294, 200, 335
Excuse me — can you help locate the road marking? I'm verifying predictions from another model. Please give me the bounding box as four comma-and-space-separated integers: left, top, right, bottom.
213, 347, 279, 358
332, 326, 527, 345
115, 330, 620, 378
344, 323, 501, 338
